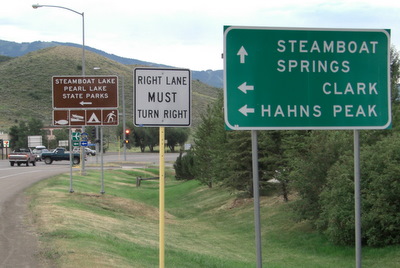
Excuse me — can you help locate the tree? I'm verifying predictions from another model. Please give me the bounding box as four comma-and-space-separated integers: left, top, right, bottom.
289, 45, 400, 237
132, 127, 147, 152
259, 131, 293, 201
193, 93, 227, 188
288, 130, 353, 223
317, 132, 400, 246
145, 128, 159, 152
9, 123, 25, 149
193, 104, 218, 187
132, 127, 159, 152
53, 128, 69, 142
9, 118, 46, 149
223, 131, 254, 196
390, 46, 400, 102
316, 151, 356, 245
174, 149, 196, 180
166, 128, 190, 152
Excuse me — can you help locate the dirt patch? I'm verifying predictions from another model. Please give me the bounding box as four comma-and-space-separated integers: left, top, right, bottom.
130, 168, 158, 177
0, 192, 47, 267
227, 198, 253, 209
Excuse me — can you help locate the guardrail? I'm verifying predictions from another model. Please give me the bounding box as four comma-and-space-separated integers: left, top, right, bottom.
136, 176, 159, 187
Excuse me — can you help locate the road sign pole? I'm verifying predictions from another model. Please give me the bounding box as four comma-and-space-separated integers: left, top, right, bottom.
69, 127, 74, 193
354, 130, 362, 268
159, 127, 165, 268
81, 127, 86, 176
100, 126, 105, 194
96, 126, 99, 164
252, 130, 262, 268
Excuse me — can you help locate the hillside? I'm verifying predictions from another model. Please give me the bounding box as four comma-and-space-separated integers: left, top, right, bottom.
0, 40, 224, 88
0, 46, 221, 132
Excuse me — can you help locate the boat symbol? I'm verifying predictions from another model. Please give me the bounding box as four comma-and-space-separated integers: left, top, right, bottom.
71, 114, 85, 122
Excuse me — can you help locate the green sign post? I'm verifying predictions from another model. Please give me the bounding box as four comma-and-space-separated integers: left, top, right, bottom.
224, 26, 391, 130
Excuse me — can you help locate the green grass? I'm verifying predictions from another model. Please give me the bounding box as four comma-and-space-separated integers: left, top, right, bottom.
25, 169, 400, 267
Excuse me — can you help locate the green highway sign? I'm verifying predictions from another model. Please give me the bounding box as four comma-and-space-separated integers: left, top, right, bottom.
72, 132, 81, 141
224, 26, 391, 130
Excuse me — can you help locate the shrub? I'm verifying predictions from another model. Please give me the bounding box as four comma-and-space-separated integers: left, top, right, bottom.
174, 150, 196, 181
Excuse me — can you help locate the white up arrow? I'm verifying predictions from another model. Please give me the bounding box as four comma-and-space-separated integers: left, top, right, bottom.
238, 82, 254, 94
237, 46, 248, 64
239, 105, 255, 116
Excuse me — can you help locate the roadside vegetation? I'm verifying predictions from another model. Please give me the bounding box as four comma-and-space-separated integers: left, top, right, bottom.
8, 43, 400, 266
26, 168, 400, 267
177, 96, 400, 248
174, 47, 400, 248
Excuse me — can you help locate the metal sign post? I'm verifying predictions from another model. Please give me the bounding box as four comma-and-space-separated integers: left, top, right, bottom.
159, 127, 165, 268
354, 130, 361, 268
252, 130, 262, 268
69, 127, 74, 193
100, 126, 105, 194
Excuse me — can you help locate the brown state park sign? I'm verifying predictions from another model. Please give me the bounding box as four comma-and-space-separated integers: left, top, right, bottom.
52, 75, 118, 109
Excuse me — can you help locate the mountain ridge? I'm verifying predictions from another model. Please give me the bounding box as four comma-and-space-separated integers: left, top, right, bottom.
0, 40, 223, 88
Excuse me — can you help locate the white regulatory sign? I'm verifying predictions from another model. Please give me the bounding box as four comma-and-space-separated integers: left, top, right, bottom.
134, 68, 191, 127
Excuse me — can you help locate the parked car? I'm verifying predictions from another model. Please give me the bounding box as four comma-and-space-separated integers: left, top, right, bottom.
8, 148, 36, 166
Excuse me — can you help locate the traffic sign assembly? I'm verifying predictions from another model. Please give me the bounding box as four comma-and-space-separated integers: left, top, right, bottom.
134, 68, 191, 127
224, 26, 391, 130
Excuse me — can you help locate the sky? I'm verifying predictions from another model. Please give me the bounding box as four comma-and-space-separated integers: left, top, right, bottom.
1, 0, 400, 71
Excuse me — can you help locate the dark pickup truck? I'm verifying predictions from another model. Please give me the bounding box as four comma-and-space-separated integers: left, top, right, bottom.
41, 148, 81, 165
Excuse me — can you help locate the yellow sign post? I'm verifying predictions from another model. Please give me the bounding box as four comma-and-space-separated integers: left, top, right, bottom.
159, 127, 165, 268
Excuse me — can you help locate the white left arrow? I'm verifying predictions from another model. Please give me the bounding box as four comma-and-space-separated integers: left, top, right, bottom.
237, 46, 248, 64
238, 82, 254, 94
80, 101, 93, 106
239, 105, 255, 116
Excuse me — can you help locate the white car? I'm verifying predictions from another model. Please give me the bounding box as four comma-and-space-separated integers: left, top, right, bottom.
32, 145, 49, 161
85, 147, 96, 156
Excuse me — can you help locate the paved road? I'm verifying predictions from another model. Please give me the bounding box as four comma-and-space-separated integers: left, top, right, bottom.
0, 152, 179, 267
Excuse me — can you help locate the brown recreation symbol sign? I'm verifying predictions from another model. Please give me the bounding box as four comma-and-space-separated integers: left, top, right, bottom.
53, 109, 119, 126
52, 75, 119, 109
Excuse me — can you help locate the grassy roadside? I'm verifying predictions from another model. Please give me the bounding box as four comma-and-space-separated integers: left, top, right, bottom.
25, 168, 400, 267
